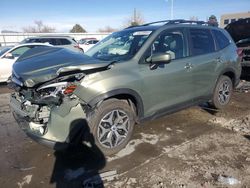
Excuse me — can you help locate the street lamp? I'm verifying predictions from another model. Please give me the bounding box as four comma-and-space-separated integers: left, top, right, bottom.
166, 0, 174, 20
171, 0, 174, 20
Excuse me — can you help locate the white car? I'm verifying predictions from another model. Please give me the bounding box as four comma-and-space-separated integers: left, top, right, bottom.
0, 43, 52, 82
79, 39, 99, 52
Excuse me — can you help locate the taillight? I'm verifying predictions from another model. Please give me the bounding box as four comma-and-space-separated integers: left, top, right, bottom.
74, 44, 81, 49
74, 44, 83, 52
237, 48, 244, 61
64, 84, 77, 95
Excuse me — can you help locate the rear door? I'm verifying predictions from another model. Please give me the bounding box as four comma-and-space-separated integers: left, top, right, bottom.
187, 28, 219, 99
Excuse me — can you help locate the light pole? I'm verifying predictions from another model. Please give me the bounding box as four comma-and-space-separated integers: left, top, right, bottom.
166, 0, 174, 20
171, 0, 174, 20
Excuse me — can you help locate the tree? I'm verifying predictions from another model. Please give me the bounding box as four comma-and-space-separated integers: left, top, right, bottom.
207, 15, 219, 27
124, 8, 145, 27
98, 26, 117, 33
23, 20, 55, 33
70, 24, 86, 33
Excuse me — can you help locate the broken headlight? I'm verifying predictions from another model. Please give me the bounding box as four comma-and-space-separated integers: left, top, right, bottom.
36, 82, 78, 105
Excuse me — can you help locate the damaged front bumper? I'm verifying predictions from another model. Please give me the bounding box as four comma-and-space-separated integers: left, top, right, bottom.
10, 93, 87, 150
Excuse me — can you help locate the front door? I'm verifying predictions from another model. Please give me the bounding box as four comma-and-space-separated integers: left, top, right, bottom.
0, 46, 32, 81
0, 58, 16, 81
139, 29, 194, 117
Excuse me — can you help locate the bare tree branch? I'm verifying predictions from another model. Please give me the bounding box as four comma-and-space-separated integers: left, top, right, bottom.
98, 26, 117, 33
124, 9, 145, 28
22, 20, 56, 33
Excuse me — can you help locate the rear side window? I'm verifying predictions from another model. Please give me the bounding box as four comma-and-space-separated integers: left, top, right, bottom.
37, 38, 72, 45
60, 39, 72, 45
189, 29, 215, 56
48, 39, 60, 45
39, 38, 52, 44
212, 30, 230, 50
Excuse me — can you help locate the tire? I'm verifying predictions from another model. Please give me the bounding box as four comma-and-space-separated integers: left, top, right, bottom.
87, 98, 135, 155
211, 75, 233, 109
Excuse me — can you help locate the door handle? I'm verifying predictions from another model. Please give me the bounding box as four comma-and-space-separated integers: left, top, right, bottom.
216, 57, 223, 63
184, 63, 193, 70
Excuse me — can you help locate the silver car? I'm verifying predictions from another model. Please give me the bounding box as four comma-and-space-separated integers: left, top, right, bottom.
20, 36, 83, 53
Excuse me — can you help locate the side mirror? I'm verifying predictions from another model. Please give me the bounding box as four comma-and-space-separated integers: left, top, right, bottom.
4, 53, 14, 59
147, 53, 171, 70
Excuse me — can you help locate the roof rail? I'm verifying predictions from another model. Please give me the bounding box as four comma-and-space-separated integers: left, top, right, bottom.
125, 20, 171, 29
141, 19, 208, 26
167, 19, 208, 25
141, 20, 171, 26
125, 19, 209, 29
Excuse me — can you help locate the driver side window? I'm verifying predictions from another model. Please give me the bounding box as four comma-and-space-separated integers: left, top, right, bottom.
152, 30, 185, 60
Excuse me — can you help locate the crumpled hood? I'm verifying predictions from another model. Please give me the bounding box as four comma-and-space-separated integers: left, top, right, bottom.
225, 18, 250, 43
12, 47, 110, 87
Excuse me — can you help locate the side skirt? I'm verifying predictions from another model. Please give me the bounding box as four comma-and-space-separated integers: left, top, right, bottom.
139, 95, 212, 124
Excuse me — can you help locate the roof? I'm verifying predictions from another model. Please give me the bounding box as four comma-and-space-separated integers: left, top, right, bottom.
28, 35, 72, 39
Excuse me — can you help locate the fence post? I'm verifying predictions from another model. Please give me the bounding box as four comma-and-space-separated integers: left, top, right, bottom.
2, 35, 6, 46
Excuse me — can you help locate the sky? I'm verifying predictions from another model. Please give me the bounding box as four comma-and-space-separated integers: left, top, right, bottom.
1, 0, 250, 32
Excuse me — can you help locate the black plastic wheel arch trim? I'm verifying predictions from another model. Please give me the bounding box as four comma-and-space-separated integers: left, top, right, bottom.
87, 88, 144, 120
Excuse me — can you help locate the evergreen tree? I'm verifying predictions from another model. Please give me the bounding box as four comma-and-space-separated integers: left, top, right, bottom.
70, 24, 86, 33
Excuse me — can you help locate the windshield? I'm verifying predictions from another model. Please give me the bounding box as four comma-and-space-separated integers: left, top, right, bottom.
0, 47, 11, 56
85, 30, 152, 61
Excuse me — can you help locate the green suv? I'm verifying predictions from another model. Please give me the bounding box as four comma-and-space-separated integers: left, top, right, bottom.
10, 20, 241, 155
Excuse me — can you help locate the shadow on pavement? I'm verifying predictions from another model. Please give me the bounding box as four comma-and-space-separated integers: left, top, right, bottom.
199, 103, 219, 116
50, 119, 106, 188
241, 67, 250, 81
243, 135, 250, 141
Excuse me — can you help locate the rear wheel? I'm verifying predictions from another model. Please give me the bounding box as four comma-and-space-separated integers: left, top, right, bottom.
211, 75, 233, 109
87, 99, 135, 155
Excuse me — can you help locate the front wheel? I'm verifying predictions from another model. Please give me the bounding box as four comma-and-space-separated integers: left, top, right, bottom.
87, 99, 135, 155
211, 75, 233, 109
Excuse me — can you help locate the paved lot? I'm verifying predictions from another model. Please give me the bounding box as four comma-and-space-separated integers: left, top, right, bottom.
0, 82, 250, 188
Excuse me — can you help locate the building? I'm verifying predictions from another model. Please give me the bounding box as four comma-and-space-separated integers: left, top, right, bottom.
220, 11, 250, 28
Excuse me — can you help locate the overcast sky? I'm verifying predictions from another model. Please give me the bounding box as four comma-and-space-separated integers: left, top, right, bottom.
1, 0, 250, 32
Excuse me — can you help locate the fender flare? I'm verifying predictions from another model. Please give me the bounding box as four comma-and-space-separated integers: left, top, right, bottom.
218, 67, 238, 86
87, 88, 144, 119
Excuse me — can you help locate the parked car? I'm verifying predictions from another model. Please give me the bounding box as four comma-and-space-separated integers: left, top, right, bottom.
0, 43, 52, 82
20, 36, 83, 53
78, 37, 97, 44
225, 18, 250, 71
10, 20, 241, 155
79, 39, 99, 52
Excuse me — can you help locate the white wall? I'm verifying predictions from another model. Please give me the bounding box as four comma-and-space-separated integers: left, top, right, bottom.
0, 33, 110, 46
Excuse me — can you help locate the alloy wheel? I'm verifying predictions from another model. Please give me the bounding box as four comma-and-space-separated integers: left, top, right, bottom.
97, 109, 130, 148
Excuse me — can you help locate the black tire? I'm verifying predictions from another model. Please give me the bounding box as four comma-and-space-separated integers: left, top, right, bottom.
211, 75, 233, 109
87, 98, 135, 155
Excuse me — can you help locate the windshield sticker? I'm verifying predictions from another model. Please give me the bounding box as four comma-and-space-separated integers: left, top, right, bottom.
133, 31, 152, 36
